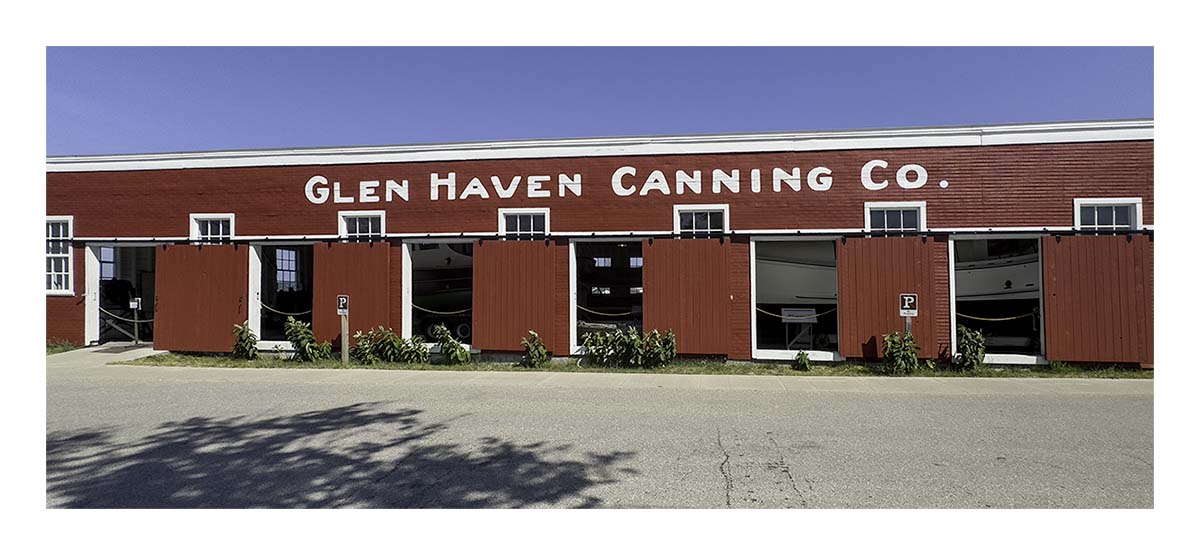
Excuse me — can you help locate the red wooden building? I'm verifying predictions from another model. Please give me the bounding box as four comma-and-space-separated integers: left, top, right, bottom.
46, 120, 1154, 366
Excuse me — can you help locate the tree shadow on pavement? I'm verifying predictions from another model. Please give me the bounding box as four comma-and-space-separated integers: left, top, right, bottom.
46, 402, 637, 508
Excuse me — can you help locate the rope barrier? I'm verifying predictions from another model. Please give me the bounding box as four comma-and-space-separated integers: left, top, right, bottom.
99, 307, 154, 324
576, 305, 636, 317
956, 311, 1038, 322
259, 302, 312, 316
755, 306, 838, 319
413, 304, 472, 315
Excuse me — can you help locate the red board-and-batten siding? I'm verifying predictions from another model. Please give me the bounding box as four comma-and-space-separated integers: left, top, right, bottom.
1042, 235, 1154, 366
46, 129, 1153, 362
153, 244, 249, 353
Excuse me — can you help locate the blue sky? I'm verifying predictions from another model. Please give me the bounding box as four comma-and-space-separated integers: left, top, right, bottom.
46, 47, 1152, 156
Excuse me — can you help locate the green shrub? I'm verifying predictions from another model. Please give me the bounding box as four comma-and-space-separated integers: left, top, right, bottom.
582, 328, 676, 368
520, 330, 549, 368
954, 325, 986, 371
284, 316, 333, 362
231, 320, 259, 360
792, 350, 812, 371
431, 323, 471, 365
350, 326, 431, 365
881, 331, 921, 375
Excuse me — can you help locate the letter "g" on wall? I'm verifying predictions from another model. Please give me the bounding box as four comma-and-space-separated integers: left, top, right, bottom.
306, 175, 330, 204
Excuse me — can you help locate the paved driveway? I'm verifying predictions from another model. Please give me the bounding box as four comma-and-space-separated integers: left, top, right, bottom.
46, 346, 1153, 508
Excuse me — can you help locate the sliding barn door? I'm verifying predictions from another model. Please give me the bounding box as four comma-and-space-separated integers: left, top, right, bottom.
642, 238, 731, 355
472, 240, 565, 352
154, 244, 249, 353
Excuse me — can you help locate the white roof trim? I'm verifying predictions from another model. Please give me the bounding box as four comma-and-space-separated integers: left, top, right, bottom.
47, 119, 1153, 173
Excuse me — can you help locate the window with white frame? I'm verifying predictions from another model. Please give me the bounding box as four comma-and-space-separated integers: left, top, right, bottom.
190, 214, 233, 243
499, 208, 548, 240
46, 218, 72, 293
1075, 199, 1140, 231
100, 246, 115, 280
339, 211, 385, 240
276, 248, 298, 291
675, 205, 728, 238
865, 202, 925, 232
630, 256, 643, 269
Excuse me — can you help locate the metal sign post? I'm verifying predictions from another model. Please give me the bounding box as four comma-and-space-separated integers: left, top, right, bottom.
899, 293, 918, 335
337, 295, 350, 365
130, 297, 142, 344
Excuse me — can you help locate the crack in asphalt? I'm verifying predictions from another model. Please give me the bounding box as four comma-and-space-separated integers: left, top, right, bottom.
716, 428, 732, 508
768, 435, 807, 507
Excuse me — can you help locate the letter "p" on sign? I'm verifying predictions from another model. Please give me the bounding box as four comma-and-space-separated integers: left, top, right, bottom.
899, 293, 918, 318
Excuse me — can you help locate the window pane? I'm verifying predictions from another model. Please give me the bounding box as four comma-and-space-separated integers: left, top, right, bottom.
710, 211, 724, 232
505, 215, 518, 233
221, 220, 231, 236
532, 215, 545, 233
680, 212, 694, 231
1114, 205, 1131, 226
1081, 206, 1095, 226
1097, 206, 1114, 226
521, 214, 533, 233
901, 209, 918, 230
694, 211, 709, 231
870, 210, 885, 229
370, 217, 380, 234
886, 210, 901, 229
630, 257, 643, 268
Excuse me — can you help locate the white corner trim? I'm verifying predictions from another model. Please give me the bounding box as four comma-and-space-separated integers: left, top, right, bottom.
47, 119, 1153, 173
1072, 197, 1143, 230
672, 203, 731, 234
337, 209, 387, 238
188, 212, 236, 241
497, 207, 551, 235
863, 201, 928, 232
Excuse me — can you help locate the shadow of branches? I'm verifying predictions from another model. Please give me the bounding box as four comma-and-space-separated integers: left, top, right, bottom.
46, 402, 637, 508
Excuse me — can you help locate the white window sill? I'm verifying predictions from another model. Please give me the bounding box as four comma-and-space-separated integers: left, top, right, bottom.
753, 349, 843, 362
46, 290, 76, 297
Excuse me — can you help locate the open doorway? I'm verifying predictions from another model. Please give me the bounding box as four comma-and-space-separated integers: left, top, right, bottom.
953, 238, 1042, 355
753, 240, 839, 355
575, 242, 643, 340
410, 242, 474, 343
258, 245, 314, 342
97, 246, 156, 343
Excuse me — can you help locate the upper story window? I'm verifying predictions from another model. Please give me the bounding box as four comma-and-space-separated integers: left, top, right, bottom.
865, 201, 926, 232
674, 204, 729, 238
190, 213, 234, 244
100, 246, 115, 280
1075, 198, 1142, 231
46, 217, 73, 294
339, 210, 385, 241
499, 208, 549, 240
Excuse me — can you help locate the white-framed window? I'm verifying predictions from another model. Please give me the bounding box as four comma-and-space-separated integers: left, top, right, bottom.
594, 257, 612, 267
1074, 197, 1142, 231
498, 208, 549, 240
100, 246, 115, 280
46, 216, 73, 294
674, 204, 729, 237
338, 210, 386, 240
189, 213, 235, 243
630, 256, 643, 269
864, 201, 927, 232
276, 248, 298, 291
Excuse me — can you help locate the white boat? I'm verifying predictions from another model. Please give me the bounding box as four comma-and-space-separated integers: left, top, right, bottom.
954, 253, 1040, 301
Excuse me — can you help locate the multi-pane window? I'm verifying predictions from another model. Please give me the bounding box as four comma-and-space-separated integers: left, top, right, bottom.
276, 248, 298, 291
100, 246, 115, 280
868, 208, 920, 232
196, 218, 232, 243
594, 257, 612, 267
630, 256, 643, 269
502, 211, 547, 240
678, 209, 726, 237
1078, 204, 1135, 231
46, 219, 72, 293
342, 214, 383, 240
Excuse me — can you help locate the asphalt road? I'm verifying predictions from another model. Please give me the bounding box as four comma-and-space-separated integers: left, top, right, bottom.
46, 346, 1153, 508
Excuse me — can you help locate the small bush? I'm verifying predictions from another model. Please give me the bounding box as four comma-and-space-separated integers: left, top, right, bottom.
431, 323, 471, 365
792, 350, 812, 371
284, 316, 333, 362
582, 328, 676, 368
881, 331, 921, 375
231, 320, 259, 360
350, 326, 430, 365
520, 330, 549, 368
954, 325, 986, 371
